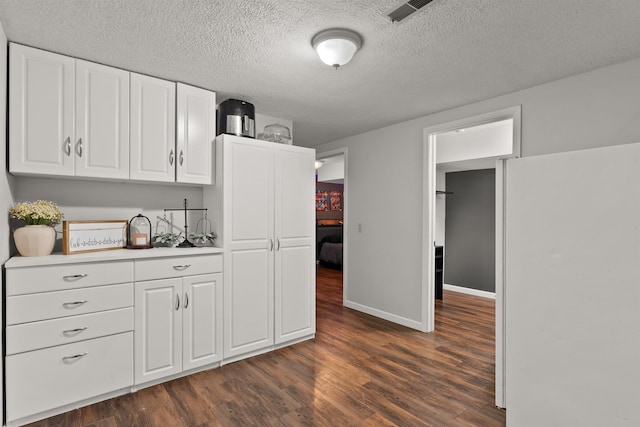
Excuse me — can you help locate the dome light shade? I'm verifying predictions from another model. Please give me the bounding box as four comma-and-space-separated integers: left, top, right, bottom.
312, 29, 362, 69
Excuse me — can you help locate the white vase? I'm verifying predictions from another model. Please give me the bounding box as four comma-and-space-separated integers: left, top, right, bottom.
14, 225, 56, 256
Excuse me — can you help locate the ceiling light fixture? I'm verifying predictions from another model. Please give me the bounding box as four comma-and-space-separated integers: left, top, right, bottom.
315, 160, 325, 169
312, 29, 362, 69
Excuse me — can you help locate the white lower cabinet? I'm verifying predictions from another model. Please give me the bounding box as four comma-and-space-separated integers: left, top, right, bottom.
4, 260, 135, 426
6, 333, 133, 422
4, 244, 314, 425
134, 256, 223, 386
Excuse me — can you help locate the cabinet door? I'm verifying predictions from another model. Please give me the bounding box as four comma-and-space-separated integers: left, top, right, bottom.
130, 73, 176, 182
223, 137, 275, 359
75, 59, 129, 179
274, 146, 316, 344
176, 83, 216, 184
134, 278, 182, 385
225, 249, 273, 359
183, 273, 223, 371
9, 43, 75, 176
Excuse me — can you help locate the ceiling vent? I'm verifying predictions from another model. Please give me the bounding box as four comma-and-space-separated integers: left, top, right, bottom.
386, 0, 435, 23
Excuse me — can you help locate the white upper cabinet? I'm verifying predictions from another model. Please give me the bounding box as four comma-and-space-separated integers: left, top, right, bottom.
130, 73, 176, 182
9, 44, 216, 185
9, 44, 75, 176
176, 83, 216, 185
75, 59, 130, 179
9, 44, 130, 180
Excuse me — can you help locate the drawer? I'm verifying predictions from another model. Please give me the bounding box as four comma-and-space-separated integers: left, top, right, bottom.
135, 254, 222, 281
7, 283, 133, 325
6, 260, 134, 296
6, 332, 133, 423
6, 307, 133, 355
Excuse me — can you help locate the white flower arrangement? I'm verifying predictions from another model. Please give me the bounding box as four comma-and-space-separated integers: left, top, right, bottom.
9, 200, 63, 226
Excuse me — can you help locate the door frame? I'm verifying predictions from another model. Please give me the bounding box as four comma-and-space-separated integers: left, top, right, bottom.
315, 147, 348, 304
422, 106, 521, 408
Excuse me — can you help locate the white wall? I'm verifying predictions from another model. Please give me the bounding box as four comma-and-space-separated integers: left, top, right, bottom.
436, 119, 513, 164
317, 154, 344, 182
11, 177, 204, 251
314, 56, 640, 327
506, 143, 640, 426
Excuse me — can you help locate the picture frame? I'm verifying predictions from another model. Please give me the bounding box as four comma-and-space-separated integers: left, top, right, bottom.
316, 190, 329, 211
62, 220, 128, 255
330, 191, 342, 211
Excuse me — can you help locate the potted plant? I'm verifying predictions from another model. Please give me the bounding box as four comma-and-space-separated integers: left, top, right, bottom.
9, 200, 63, 256
188, 231, 217, 247
151, 232, 182, 247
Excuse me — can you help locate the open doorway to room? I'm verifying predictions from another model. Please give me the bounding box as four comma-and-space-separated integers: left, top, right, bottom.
423, 106, 521, 409
315, 149, 347, 302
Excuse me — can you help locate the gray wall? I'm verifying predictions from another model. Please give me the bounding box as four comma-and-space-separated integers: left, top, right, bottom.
444, 169, 495, 292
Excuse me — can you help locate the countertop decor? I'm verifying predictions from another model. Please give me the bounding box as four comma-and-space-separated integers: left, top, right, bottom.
9, 200, 63, 257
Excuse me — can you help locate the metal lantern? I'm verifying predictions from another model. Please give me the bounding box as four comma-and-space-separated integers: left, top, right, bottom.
128, 214, 152, 249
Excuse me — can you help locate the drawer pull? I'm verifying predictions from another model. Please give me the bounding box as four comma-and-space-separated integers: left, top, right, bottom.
63, 274, 88, 281
63, 300, 88, 308
176, 294, 181, 311
62, 352, 88, 362
184, 292, 189, 309
172, 264, 191, 271
63, 327, 88, 336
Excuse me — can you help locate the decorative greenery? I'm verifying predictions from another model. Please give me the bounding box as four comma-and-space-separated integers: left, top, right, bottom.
188, 232, 217, 244
9, 200, 63, 226
151, 232, 182, 245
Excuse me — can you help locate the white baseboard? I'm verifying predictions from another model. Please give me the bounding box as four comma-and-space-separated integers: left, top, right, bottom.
444, 283, 496, 299
344, 299, 424, 331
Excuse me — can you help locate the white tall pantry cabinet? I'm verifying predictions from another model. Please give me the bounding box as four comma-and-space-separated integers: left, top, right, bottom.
204, 135, 316, 361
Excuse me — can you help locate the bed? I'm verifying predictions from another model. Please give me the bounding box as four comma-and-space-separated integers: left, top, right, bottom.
318, 235, 343, 270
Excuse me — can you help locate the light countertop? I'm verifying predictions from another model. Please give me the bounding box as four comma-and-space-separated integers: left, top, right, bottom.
5, 246, 224, 269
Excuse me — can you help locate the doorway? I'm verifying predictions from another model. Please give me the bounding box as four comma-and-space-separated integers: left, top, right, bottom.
315, 148, 347, 303
423, 106, 521, 409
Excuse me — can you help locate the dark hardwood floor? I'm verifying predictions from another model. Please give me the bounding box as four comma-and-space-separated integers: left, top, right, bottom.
24, 266, 505, 427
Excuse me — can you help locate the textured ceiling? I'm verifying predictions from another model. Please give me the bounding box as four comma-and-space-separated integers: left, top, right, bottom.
1, 0, 640, 147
